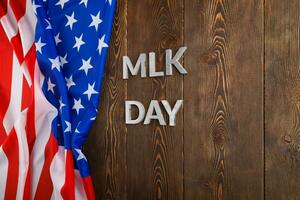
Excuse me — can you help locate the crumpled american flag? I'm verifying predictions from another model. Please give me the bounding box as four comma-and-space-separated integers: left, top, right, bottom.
0, 0, 115, 199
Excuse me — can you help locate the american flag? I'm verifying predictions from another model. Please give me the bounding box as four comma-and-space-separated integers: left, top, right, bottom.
0, 0, 116, 199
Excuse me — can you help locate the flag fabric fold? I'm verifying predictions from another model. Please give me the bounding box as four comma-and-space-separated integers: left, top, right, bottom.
0, 0, 116, 199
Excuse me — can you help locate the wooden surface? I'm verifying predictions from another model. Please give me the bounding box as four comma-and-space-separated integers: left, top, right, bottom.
265, 0, 300, 199
84, 0, 299, 199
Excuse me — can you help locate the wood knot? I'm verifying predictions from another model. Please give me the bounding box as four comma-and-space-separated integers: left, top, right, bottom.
200, 52, 218, 65
283, 134, 292, 143
213, 129, 225, 146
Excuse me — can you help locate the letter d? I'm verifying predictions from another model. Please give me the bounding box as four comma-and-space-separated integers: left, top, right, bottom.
125, 101, 145, 124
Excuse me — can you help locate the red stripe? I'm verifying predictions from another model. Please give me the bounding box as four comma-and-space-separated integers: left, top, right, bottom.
61, 150, 75, 200
23, 45, 36, 200
0, 0, 8, 18
34, 133, 59, 200
10, 32, 24, 63
9, 0, 26, 21
23, 162, 31, 200
0, 23, 13, 145
82, 176, 96, 200
24, 45, 36, 77
23, 45, 36, 151
2, 128, 19, 200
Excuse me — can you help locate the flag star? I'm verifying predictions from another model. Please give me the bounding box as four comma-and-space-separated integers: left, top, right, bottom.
97, 35, 108, 55
49, 57, 61, 71
65, 12, 77, 30
90, 117, 96, 120
84, 83, 98, 100
106, 0, 112, 5
47, 78, 56, 94
45, 19, 52, 29
75, 122, 81, 133
75, 149, 87, 161
79, 57, 93, 75
35, 38, 46, 54
60, 54, 68, 66
73, 34, 85, 51
32, 1, 41, 14
55, 0, 69, 9
65, 75, 76, 89
54, 33, 62, 45
64, 121, 71, 132
79, 0, 88, 7
89, 12, 102, 31
72, 98, 84, 114
59, 97, 66, 111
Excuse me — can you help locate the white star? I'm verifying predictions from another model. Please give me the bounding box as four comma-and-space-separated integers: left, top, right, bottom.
65, 75, 76, 89
47, 78, 55, 94
49, 57, 61, 71
79, 0, 88, 7
89, 12, 102, 31
106, 0, 112, 6
72, 98, 84, 114
73, 34, 85, 51
54, 33, 62, 45
79, 57, 93, 75
45, 19, 52, 29
64, 121, 71, 133
35, 38, 46, 54
84, 83, 98, 100
75, 122, 81, 133
60, 54, 68, 66
59, 97, 65, 111
97, 35, 108, 55
55, 0, 69, 9
32, 1, 41, 14
65, 12, 77, 30
75, 149, 87, 161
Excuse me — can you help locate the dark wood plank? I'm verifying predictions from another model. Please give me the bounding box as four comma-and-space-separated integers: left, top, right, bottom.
265, 0, 300, 199
184, 0, 264, 199
126, 0, 184, 199
84, 0, 127, 199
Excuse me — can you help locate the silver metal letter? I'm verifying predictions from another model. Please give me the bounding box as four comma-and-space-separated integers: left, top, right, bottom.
144, 100, 166, 126
166, 46, 188, 75
162, 100, 183, 126
125, 101, 145, 124
123, 54, 147, 79
149, 52, 164, 77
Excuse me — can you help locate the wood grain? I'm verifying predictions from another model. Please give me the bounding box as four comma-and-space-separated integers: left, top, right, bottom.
265, 0, 300, 199
184, 0, 264, 199
85, 0, 127, 199
82, 0, 300, 199
126, 0, 184, 199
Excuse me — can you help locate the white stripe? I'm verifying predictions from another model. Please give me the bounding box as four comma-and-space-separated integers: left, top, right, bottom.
15, 109, 29, 200
3, 52, 23, 134
18, 0, 37, 56
50, 147, 66, 200
0, 5, 18, 40
0, 147, 8, 199
75, 170, 87, 200
21, 62, 32, 87
31, 62, 57, 198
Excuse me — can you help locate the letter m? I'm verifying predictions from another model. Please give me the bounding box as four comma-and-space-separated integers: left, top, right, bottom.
123, 54, 147, 79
